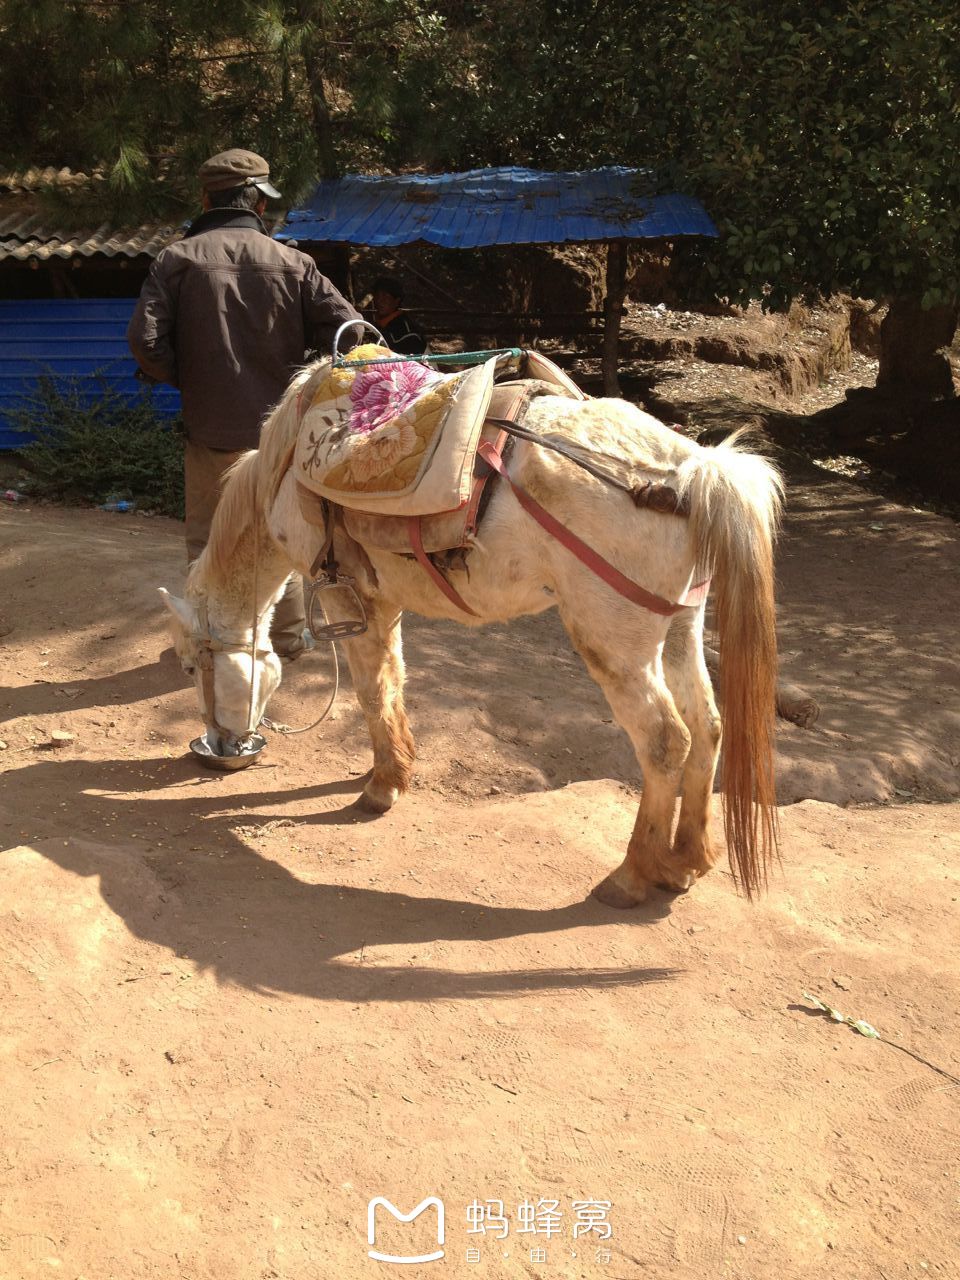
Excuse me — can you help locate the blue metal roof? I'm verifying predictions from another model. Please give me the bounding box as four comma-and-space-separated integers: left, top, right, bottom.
0, 299, 179, 450
277, 166, 717, 249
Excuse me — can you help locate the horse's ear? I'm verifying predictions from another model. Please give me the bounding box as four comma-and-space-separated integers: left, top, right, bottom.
158, 588, 196, 632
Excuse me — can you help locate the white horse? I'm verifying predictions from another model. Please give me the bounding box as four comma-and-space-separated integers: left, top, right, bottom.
161, 359, 783, 908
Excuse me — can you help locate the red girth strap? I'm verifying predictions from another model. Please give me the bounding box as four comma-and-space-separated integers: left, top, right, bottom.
408, 516, 480, 617
477, 441, 708, 617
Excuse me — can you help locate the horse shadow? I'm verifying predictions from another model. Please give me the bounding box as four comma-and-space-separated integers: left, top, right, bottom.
5, 753, 678, 1004
0, 652, 184, 723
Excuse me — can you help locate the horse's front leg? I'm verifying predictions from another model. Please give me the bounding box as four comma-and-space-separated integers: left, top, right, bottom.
284, 498, 416, 812
331, 594, 415, 813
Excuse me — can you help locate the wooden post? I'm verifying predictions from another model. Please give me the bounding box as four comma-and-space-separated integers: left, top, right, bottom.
331, 243, 353, 301
602, 239, 627, 396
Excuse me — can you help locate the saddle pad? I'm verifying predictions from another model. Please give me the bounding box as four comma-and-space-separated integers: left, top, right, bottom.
294, 344, 494, 516
521, 349, 588, 400
340, 420, 510, 555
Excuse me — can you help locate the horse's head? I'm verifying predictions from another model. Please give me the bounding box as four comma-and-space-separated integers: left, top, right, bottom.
159, 588, 282, 754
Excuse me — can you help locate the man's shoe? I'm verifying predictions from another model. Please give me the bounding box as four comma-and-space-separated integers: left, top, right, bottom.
274, 628, 317, 663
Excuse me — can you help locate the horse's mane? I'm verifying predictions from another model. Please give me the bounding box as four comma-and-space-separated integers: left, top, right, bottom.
198, 360, 331, 586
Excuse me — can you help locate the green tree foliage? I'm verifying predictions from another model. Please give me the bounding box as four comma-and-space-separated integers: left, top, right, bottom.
1, 1, 958, 380
413, 2, 960, 316
0, 0, 449, 220
651, 1, 960, 314
407, 0, 960, 391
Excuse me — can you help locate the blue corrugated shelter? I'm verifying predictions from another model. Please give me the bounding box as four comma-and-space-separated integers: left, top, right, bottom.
0, 299, 180, 450
0, 168, 715, 449
277, 166, 717, 248
279, 166, 716, 393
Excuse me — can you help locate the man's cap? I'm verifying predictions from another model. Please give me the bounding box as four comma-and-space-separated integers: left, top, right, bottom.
198, 149, 281, 199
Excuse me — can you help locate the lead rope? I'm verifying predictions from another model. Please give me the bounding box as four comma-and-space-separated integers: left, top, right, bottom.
258, 506, 341, 737
245, 528, 262, 739
260, 642, 340, 736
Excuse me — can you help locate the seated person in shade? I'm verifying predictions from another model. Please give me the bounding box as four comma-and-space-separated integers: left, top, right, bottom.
371, 276, 427, 355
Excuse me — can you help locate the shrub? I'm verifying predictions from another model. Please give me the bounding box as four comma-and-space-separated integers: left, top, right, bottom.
11, 372, 184, 517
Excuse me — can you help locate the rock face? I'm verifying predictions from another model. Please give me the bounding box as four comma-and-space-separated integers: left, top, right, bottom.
351, 243, 607, 339
508, 244, 606, 313
615, 299, 855, 404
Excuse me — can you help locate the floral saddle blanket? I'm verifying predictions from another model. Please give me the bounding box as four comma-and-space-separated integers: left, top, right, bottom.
293, 344, 583, 519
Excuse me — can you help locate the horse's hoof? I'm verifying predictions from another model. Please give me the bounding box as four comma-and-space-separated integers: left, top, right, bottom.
358, 784, 398, 814
591, 873, 647, 909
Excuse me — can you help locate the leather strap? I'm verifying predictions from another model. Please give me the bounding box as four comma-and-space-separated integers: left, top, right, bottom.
485, 417, 691, 516
408, 516, 480, 617
477, 441, 707, 617
462, 428, 509, 538
309, 500, 335, 579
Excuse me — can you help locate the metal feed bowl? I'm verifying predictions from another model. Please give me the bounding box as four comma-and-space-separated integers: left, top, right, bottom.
189, 732, 267, 771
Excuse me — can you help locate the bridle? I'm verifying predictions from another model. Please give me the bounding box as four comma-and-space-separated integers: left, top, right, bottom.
191, 597, 273, 745
189, 504, 350, 747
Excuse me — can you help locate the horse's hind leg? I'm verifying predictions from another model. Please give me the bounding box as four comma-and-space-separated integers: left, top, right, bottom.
562, 610, 691, 908
661, 608, 722, 888
328, 594, 415, 813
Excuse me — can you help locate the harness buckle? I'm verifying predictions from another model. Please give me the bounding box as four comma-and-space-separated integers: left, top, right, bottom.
306, 572, 368, 640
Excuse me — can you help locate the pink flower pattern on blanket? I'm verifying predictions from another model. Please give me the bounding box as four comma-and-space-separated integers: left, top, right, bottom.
348, 362, 442, 435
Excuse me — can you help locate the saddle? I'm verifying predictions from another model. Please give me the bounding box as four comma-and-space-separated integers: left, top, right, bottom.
295, 343, 489, 516
294, 349, 709, 624
295, 348, 584, 557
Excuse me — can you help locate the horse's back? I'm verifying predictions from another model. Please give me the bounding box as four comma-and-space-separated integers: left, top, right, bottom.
522, 395, 698, 477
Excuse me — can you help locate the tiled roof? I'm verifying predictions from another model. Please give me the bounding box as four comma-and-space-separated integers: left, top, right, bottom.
0, 166, 104, 193
0, 210, 181, 261
0, 167, 180, 261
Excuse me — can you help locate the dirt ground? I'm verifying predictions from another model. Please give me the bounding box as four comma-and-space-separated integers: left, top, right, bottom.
1, 455, 959, 1279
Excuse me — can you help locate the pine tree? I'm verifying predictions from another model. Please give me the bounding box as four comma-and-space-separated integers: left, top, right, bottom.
0, 0, 453, 222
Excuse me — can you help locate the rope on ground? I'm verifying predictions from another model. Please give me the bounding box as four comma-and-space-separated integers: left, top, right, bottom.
260, 640, 340, 736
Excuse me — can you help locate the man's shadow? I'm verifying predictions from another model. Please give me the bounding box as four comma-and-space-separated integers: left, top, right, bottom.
5, 754, 678, 1004
1, 654, 184, 723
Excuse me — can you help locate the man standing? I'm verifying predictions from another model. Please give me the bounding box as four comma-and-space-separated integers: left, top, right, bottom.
128, 148, 362, 658
371, 275, 427, 355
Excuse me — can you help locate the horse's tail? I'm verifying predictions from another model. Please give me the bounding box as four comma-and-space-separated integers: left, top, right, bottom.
678, 432, 783, 896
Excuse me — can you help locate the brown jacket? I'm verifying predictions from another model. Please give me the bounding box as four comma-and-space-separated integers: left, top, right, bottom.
127, 209, 362, 449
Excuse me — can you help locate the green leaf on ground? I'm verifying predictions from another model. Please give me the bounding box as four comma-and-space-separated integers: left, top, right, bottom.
802, 991, 880, 1038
